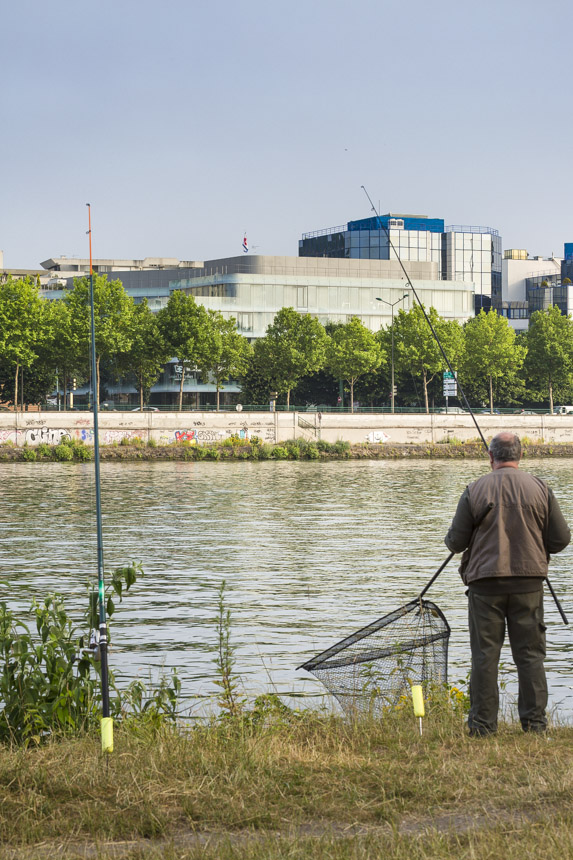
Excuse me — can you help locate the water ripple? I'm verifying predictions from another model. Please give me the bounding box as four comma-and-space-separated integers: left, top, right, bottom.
1, 459, 573, 718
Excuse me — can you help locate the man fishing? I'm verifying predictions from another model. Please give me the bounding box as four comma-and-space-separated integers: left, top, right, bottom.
445, 431, 570, 736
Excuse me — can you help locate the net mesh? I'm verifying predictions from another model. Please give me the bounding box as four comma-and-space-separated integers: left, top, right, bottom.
300, 599, 450, 717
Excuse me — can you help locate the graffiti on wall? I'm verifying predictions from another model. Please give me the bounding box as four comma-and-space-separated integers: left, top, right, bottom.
366, 431, 390, 444
173, 427, 258, 444
25, 427, 71, 446
79, 429, 94, 444
174, 430, 197, 443
102, 429, 142, 445
0, 418, 277, 447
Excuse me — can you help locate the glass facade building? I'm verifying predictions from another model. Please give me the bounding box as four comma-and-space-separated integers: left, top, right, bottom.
526, 274, 568, 316
300, 213, 502, 314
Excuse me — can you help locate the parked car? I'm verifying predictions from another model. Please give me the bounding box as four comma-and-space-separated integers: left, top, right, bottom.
130, 406, 159, 412
552, 405, 573, 415
434, 407, 467, 414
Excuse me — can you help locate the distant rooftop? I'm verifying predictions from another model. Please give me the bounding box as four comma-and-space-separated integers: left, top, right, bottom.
41, 256, 203, 273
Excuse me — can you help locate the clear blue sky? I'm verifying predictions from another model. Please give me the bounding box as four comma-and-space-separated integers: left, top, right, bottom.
3, 0, 572, 268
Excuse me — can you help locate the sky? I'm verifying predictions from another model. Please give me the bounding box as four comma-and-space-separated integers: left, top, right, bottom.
2, 0, 572, 269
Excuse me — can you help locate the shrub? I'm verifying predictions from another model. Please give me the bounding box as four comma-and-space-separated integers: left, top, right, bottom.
271, 446, 288, 460
285, 441, 300, 460
333, 440, 351, 457
222, 434, 244, 448
53, 443, 74, 462
74, 445, 92, 462
317, 439, 333, 453
21, 447, 37, 462
36, 443, 52, 458
194, 446, 208, 460
250, 435, 263, 446
205, 447, 221, 460
306, 442, 320, 459
255, 444, 272, 460
120, 435, 145, 447
147, 438, 157, 448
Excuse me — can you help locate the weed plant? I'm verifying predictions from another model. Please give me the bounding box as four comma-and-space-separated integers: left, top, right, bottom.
0, 563, 179, 745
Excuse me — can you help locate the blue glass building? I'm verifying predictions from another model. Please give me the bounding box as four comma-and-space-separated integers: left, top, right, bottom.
299, 213, 502, 313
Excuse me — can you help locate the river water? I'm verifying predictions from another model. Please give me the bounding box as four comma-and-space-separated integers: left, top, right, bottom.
1, 459, 573, 720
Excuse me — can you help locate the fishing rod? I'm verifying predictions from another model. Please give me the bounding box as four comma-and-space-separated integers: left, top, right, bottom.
87, 203, 114, 752
361, 186, 569, 625
361, 185, 488, 449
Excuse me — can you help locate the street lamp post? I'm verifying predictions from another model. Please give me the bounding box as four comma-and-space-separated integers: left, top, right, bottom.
376, 294, 408, 413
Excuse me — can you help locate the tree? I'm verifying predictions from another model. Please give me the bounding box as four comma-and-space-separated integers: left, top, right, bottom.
0, 277, 44, 410
157, 291, 211, 410
120, 299, 169, 408
461, 309, 526, 413
255, 308, 328, 407
199, 311, 252, 411
391, 305, 463, 413
325, 316, 384, 410
45, 299, 85, 409
64, 276, 134, 407
524, 306, 573, 413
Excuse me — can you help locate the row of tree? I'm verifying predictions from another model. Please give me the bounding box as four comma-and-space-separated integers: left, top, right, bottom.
0, 275, 251, 410
1, 274, 572, 412
245, 303, 573, 414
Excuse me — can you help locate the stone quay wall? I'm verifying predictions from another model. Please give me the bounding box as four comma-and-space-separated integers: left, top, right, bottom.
1, 411, 573, 448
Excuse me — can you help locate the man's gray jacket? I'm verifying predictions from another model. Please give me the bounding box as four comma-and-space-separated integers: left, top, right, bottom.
445, 466, 570, 585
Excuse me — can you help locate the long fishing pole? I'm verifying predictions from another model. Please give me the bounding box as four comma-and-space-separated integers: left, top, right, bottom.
361, 187, 569, 624
87, 203, 114, 752
361, 185, 487, 449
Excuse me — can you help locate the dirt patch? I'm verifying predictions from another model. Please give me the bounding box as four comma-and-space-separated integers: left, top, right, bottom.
0, 804, 553, 859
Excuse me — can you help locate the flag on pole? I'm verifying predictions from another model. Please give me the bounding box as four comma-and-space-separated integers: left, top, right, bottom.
242, 234, 248, 253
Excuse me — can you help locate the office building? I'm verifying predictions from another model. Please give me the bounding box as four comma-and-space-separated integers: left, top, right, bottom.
299, 213, 502, 313
498, 248, 568, 331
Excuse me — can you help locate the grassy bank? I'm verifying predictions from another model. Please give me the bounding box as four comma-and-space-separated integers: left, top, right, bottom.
2, 437, 573, 463
1, 707, 572, 858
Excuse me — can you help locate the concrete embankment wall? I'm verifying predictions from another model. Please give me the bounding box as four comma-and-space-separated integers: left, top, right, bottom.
2, 411, 573, 447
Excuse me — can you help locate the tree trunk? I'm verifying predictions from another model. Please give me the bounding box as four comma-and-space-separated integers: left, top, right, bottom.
286, 389, 290, 409
62, 371, 67, 411
549, 378, 553, 414
179, 367, 185, 410
96, 355, 101, 408
14, 363, 19, 412
350, 379, 354, 412
489, 375, 493, 414
422, 370, 429, 414
216, 383, 220, 412
140, 378, 144, 410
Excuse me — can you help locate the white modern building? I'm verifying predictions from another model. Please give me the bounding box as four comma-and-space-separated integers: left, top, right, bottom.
498, 250, 563, 331
169, 255, 475, 336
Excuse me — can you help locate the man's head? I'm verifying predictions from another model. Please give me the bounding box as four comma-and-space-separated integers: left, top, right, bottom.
488, 432, 521, 469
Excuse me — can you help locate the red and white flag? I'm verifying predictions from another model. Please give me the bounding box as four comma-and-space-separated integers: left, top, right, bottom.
242, 234, 248, 253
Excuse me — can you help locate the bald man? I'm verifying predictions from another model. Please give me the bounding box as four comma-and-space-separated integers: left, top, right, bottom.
445, 432, 570, 736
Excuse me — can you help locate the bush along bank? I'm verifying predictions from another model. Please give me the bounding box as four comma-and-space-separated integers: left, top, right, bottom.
2, 436, 573, 462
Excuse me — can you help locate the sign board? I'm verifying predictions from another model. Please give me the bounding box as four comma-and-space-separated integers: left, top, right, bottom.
443, 370, 458, 397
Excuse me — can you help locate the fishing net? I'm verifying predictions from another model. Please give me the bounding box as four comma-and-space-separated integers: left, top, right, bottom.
299, 599, 450, 717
